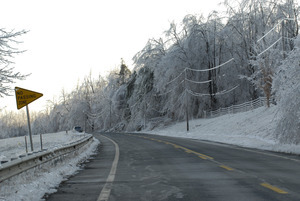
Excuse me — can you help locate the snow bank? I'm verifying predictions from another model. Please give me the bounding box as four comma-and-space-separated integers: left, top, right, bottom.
146, 105, 300, 155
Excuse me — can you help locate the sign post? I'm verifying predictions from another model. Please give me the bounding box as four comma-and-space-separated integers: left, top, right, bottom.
26, 105, 33, 151
15, 87, 43, 152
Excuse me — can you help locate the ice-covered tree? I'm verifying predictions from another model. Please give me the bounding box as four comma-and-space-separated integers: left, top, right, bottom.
226, 0, 299, 106
0, 29, 28, 97
0, 110, 27, 138
273, 35, 300, 144
18, 0, 300, 134
118, 59, 131, 86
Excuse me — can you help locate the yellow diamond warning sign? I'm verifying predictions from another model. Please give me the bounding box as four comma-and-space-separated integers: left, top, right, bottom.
15, 87, 43, 110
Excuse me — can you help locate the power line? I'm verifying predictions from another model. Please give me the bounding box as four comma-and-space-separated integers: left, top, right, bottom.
166, 70, 185, 85
257, 18, 295, 43
165, 57, 234, 88
155, 80, 184, 96
257, 37, 282, 57
185, 58, 234, 72
186, 78, 212, 84
186, 85, 239, 97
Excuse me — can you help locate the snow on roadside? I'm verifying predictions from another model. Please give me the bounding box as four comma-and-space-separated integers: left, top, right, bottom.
0, 131, 86, 164
146, 105, 300, 155
0, 134, 100, 201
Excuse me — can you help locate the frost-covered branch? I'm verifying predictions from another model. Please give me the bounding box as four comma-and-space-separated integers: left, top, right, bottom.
0, 29, 29, 97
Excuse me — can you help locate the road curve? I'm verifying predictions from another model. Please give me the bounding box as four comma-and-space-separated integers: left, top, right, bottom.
46, 132, 300, 201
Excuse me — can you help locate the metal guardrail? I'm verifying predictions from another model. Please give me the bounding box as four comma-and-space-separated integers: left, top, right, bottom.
204, 97, 267, 118
0, 135, 93, 183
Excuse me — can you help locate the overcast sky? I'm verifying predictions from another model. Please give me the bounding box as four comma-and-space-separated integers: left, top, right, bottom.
1, 0, 223, 112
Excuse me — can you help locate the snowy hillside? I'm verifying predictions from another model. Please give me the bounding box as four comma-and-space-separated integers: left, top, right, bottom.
146, 105, 300, 155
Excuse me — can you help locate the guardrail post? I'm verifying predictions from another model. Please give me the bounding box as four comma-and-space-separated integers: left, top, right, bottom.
40, 134, 43, 151
25, 136, 28, 153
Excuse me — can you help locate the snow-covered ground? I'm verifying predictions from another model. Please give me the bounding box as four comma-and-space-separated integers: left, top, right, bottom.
146, 104, 300, 154
0, 132, 99, 201
0, 131, 90, 163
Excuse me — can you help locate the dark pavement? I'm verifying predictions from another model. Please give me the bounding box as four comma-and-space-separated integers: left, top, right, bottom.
46, 133, 300, 201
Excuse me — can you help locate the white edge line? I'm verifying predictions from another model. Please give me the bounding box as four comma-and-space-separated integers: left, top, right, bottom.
97, 135, 120, 201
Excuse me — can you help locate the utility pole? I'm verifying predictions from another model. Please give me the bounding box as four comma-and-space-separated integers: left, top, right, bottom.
109, 100, 112, 128
282, 20, 286, 59
143, 91, 146, 129
85, 113, 87, 132
184, 68, 189, 132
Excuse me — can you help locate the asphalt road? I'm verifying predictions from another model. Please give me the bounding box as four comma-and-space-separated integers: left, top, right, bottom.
45, 133, 300, 201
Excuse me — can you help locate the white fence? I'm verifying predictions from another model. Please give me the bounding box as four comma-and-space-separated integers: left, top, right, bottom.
204, 97, 267, 118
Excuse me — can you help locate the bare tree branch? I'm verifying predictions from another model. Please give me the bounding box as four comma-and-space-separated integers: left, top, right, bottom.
0, 29, 29, 97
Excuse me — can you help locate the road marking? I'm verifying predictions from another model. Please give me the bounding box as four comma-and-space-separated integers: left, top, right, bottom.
260, 183, 288, 194
97, 135, 120, 201
183, 148, 214, 160
136, 134, 215, 160
198, 155, 207, 159
173, 144, 183, 149
140, 135, 214, 160
134, 134, 291, 195
219, 165, 234, 171
191, 139, 300, 164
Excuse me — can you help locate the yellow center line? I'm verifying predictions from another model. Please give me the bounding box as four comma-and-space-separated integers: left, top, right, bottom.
219, 165, 234, 171
132, 135, 289, 195
139, 136, 214, 160
198, 153, 213, 160
198, 155, 207, 160
184, 149, 194, 153
178, 147, 214, 160
183, 148, 213, 159
260, 183, 288, 194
